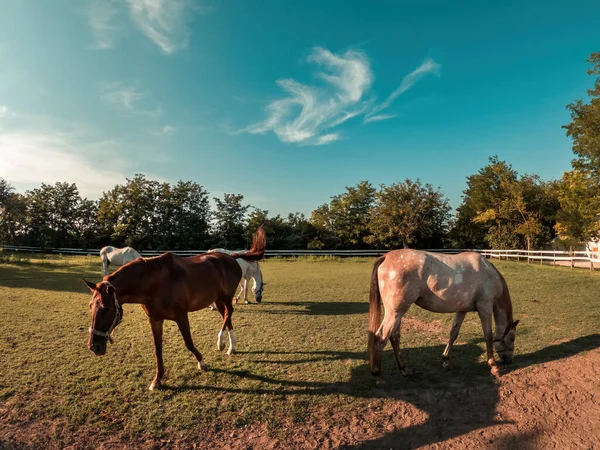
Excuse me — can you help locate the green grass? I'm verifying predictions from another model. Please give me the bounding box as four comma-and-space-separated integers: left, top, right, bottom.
1, 254, 599, 445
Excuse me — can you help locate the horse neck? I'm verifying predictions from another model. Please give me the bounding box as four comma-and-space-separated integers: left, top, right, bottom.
105, 261, 152, 305
492, 288, 513, 338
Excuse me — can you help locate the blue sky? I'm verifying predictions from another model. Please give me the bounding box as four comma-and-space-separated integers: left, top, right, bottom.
1, 0, 599, 216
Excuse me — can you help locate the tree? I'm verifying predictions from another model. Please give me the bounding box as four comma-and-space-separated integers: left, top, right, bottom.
157, 181, 211, 249
473, 175, 557, 251
456, 156, 519, 248
554, 170, 600, 250
23, 182, 83, 248
310, 181, 376, 249
212, 193, 250, 249
0, 179, 27, 246
564, 52, 600, 178
366, 179, 451, 249
97, 174, 162, 249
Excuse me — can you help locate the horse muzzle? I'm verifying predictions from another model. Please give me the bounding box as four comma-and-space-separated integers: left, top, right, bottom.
89, 341, 107, 356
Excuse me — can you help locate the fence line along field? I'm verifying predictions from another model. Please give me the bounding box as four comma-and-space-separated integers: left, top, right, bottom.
1, 254, 599, 449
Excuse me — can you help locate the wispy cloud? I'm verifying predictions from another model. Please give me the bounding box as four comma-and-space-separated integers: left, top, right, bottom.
316, 133, 340, 145
241, 48, 440, 146
366, 57, 440, 119
0, 105, 9, 119
86, 0, 122, 50
363, 114, 397, 124
101, 81, 162, 117
128, 0, 193, 54
241, 47, 373, 146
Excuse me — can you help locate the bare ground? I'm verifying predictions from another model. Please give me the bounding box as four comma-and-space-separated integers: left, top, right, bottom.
1, 349, 598, 450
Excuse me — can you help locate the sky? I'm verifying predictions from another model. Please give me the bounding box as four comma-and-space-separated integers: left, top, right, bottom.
1, 0, 599, 216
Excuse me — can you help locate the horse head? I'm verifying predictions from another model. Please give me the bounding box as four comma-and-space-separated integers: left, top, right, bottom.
83, 279, 123, 356
494, 319, 520, 364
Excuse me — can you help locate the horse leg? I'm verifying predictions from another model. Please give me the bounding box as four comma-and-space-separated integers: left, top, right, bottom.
478, 309, 500, 376
224, 301, 236, 355
243, 278, 250, 304
389, 321, 408, 376
235, 282, 242, 304
215, 301, 228, 351
442, 312, 467, 368
374, 309, 405, 376
149, 318, 165, 391
175, 313, 208, 371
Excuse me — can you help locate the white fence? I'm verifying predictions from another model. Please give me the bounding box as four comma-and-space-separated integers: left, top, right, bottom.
481, 249, 600, 270
0, 245, 468, 258
1, 246, 598, 269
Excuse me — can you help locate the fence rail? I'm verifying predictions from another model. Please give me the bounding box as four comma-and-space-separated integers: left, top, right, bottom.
0, 245, 472, 258
1, 246, 598, 268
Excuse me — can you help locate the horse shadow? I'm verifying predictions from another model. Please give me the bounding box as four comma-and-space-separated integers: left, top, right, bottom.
162, 334, 600, 449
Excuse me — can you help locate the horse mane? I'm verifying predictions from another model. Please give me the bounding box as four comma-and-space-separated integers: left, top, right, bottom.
489, 262, 514, 327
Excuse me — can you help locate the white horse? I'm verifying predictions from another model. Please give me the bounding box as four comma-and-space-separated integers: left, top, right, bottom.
100, 246, 142, 276
207, 248, 267, 304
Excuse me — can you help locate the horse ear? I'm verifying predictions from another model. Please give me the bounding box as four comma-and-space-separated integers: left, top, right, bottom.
263, 282, 268, 286
513, 319, 520, 328
82, 279, 96, 292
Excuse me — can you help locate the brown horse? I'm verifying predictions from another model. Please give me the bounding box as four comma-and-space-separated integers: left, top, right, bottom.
368, 250, 519, 377
83, 227, 266, 390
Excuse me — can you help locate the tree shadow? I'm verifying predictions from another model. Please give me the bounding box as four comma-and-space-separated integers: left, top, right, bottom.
0, 261, 100, 293
160, 334, 600, 449
249, 301, 368, 316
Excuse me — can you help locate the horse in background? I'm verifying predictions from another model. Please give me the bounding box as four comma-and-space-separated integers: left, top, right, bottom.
84, 226, 266, 391
368, 249, 519, 378
100, 246, 141, 276
207, 248, 267, 303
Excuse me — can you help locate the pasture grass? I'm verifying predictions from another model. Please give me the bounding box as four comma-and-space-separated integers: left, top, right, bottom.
0, 254, 599, 445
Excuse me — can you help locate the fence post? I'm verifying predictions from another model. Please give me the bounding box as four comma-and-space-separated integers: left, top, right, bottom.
553, 250, 556, 267
570, 249, 574, 269
540, 251, 543, 266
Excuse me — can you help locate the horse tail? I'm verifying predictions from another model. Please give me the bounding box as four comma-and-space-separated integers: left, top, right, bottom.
368, 255, 386, 372
230, 226, 266, 261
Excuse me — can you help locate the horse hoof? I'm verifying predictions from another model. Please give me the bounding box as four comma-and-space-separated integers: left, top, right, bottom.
491, 366, 501, 377
244, 300, 250, 304
227, 348, 236, 356
217, 343, 225, 351
442, 360, 451, 369
198, 361, 208, 371
149, 381, 160, 391
400, 368, 412, 377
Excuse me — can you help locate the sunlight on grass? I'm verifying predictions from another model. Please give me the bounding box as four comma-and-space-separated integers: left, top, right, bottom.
1, 256, 599, 444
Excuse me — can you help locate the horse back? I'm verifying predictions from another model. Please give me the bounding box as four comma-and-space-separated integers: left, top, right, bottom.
378, 249, 502, 313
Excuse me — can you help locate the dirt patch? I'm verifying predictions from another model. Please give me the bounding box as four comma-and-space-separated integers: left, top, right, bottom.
402, 317, 445, 335
1, 350, 599, 450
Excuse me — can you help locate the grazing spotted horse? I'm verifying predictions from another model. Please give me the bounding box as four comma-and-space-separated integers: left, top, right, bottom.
368, 249, 519, 377
84, 227, 266, 390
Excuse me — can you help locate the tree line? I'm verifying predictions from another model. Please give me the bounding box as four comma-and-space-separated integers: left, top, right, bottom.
1, 52, 599, 252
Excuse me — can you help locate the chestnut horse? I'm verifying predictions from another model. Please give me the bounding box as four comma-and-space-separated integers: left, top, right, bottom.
368, 250, 519, 377
84, 227, 266, 390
